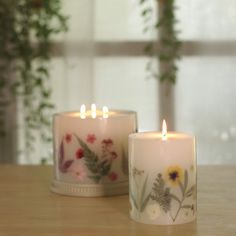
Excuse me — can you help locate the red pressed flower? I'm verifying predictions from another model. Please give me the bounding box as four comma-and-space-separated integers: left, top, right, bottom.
65, 134, 72, 143
110, 151, 118, 160
76, 148, 84, 159
86, 134, 96, 144
102, 138, 113, 146
108, 172, 118, 181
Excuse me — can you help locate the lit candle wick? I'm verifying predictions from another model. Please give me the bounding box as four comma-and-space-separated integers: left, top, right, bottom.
80, 104, 86, 119
162, 120, 167, 141
91, 104, 96, 119
102, 106, 109, 118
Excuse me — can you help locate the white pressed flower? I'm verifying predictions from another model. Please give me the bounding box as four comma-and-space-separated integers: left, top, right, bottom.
146, 203, 161, 220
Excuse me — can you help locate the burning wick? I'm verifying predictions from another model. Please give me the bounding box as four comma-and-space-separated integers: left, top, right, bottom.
80, 104, 86, 119
162, 120, 167, 141
102, 106, 109, 118
91, 104, 96, 119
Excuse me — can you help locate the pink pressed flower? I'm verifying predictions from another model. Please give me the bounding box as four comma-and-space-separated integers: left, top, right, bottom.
65, 133, 72, 143
108, 172, 118, 181
86, 134, 96, 144
110, 151, 118, 160
74, 166, 87, 181
102, 138, 113, 146
76, 148, 84, 159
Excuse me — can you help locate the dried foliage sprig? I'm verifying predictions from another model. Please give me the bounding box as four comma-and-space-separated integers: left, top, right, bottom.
0, 0, 68, 162
140, 0, 181, 83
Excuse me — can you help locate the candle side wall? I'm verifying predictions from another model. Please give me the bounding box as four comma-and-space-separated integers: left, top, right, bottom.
129, 135, 196, 225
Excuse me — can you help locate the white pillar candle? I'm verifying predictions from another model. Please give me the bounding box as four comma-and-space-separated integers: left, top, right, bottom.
51, 106, 137, 197
129, 122, 196, 225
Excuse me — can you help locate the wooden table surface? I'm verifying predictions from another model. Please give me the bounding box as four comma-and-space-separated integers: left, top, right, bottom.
0, 165, 235, 236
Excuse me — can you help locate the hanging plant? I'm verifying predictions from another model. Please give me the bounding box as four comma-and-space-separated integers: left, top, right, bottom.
0, 0, 68, 162
140, 0, 181, 83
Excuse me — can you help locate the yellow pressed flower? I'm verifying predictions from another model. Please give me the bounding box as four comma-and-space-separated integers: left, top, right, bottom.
165, 166, 184, 186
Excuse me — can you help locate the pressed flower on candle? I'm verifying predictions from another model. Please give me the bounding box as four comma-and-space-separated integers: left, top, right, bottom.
86, 134, 96, 144
165, 166, 184, 186
110, 151, 118, 160
146, 204, 162, 220
65, 133, 72, 143
72, 134, 117, 183
108, 172, 118, 181
76, 148, 84, 159
72, 165, 87, 181
129, 120, 196, 225
51, 105, 137, 197
58, 141, 74, 173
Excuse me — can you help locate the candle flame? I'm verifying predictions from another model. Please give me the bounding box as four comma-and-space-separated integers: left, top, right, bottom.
80, 104, 109, 119
102, 106, 109, 118
80, 104, 86, 119
91, 103, 96, 119
162, 120, 167, 141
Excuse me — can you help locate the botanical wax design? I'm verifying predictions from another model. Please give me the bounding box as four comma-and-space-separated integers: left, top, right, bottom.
150, 173, 171, 213
74, 135, 115, 183
151, 167, 196, 222
129, 166, 196, 222
58, 133, 122, 184
130, 167, 150, 214
58, 140, 74, 173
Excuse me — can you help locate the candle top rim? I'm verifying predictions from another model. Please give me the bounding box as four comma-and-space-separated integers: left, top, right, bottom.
53, 109, 136, 118
129, 131, 194, 139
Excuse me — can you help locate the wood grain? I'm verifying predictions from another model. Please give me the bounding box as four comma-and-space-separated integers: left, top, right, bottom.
0, 165, 235, 236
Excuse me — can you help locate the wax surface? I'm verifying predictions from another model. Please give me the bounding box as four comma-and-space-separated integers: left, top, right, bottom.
130, 131, 193, 139
129, 132, 196, 225
51, 110, 137, 197
56, 110, 135, 118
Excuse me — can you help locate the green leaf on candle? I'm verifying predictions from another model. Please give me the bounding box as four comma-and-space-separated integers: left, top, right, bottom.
150, 173, 171, 213
169, 193, 181, 204
130, 169, 150, 213
140, 175, 150, 212
178, 170, 188, 197
185, 185, 195, 198
130, 192, 139, 210
88, 175, 101, 184
74, 134, 113, 183
179, 180, 185, 197
145, 168, 196, 222
140, 194, 150, 212
74, 135, 99, 163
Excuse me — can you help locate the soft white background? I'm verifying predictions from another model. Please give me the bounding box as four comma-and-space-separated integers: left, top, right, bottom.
18, 0, 236, 164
